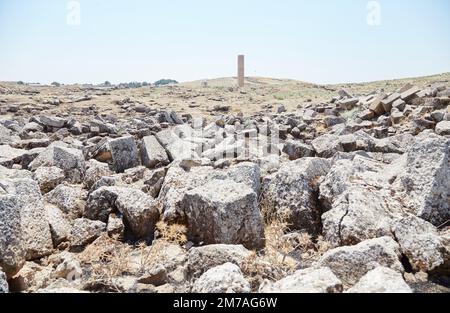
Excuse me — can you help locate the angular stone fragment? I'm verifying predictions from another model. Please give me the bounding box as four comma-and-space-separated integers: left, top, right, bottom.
141, 135, 170, 169
46, 205, 72, 247
260, 267, 343, 293
312, 134, 343, 158
392, 98, 406, 111
400, 86, 420, 102
29, 143, 85, 183
33, 166, 65, 193
381, 93, 400, 112
282, 140, 315, 160
180, 179, 264, 249
392, 135, 450, 226
338, 98, 358, 110
261, 158, 330, 235
45, 184, 86, 219
435, 121, 450, 136
70, 218, 106, 247
368, 94, 386, 115
108, 136, 140, 173
0, 270, 8, 293
393, 215, 449, 272
83, 159, 113, 189
186, 244, 252, 279
318, 237, 404, 287
37, 115, 66, 128
0, 179, 53, 277
346, 267, 412, 293
324, 116, 346, 127
192, 263, 250, 293
85, 186, 159, 240
0, 195, 26, 278
390, 109, 404, 125
159, 163, 260, 224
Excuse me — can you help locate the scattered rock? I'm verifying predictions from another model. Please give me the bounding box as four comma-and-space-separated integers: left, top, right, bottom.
191, 263, 250, 293
108, 136, 140, 173
312, 134, 343, 158
435, 121, 450, 135
186, 244, 252, 279
346, 267, 412, 293
282, 140, 315, 160
181, 179, 264, 249
392, 135, 450, 226
261, 158, 330, 235
70, 218, 106, 247
29, 143, 86, 183
85, 186, 159, 240
45, 184, 86, 219
0, 270, 8, 293
318, 237, 404, 287
393, 215, 449, 272
141, 135, 170, 169
33, 166, 65, 193
260, 267, 343, 293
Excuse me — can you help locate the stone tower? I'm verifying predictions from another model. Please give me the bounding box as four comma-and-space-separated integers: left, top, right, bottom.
238, 55, 245, 87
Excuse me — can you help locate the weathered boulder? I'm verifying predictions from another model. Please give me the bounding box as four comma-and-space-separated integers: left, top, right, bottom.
259, 267, 343, 293
84, 159, 113, 189
393, 215, 449, 272
321, 186, 398, 246
0, 179, 53, 277
191, 263, 250, 293
85, 186, 159, 240
45, 205, 72, 247
261, 158, 330, 235
106, 214, 124, 237
224, 162, 261, 196
51, 252, 83, 281
0, 145, 28, 167
37, 115, 66, 128
33, 166, 65, 193
324, 116, 346, 127
282, 140, 315, 160
70, 218, 106, 247
435, 121, 450, 136
156, 127, 201, 161
319, 155, 404, 246
0, 195, 25, 278
108, 136, 140, 173
114, 188, 160, 240
0, 270, 8, 293
312, 134, 343, 158
89, 119, 118, 134
141, 135, 170, 169
339, 134, 357, 152
180, 179, 264, 249
318, 237, 404, 287
392, 135, 450, 226
186, 244, 252, 279
45, 184, 86, 220
346, 267, 412, 293
29, 143, 85, 183
159, 163, 260, 224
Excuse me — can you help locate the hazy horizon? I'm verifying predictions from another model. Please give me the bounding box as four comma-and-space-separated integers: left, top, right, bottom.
1, 0, 449, 85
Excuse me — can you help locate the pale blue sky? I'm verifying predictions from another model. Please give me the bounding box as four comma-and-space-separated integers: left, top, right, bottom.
0, 0, 449, 84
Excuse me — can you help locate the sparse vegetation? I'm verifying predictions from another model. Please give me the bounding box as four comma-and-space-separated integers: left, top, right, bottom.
154, 79, 178, 86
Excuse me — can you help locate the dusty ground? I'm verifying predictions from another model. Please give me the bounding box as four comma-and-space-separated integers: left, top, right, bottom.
1, 73, 449, 121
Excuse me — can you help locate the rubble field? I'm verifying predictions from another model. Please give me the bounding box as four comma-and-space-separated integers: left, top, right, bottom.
1, 73, 450, 293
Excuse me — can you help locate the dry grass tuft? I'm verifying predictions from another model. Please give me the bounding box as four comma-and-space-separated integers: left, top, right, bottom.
155, 221, 188, 245
77, 234, 133, 292
242, 206, 332, 291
